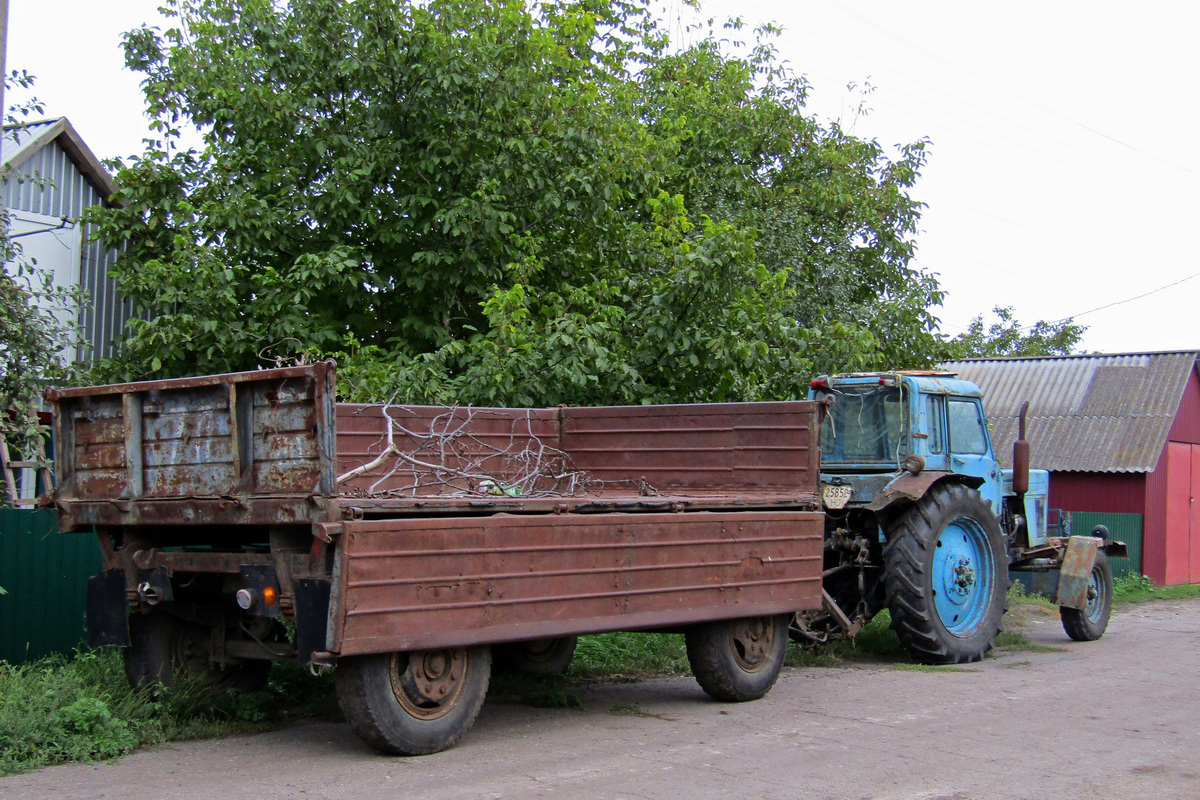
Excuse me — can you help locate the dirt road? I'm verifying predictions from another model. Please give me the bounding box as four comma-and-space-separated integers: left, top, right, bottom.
3, 598, 1198, 800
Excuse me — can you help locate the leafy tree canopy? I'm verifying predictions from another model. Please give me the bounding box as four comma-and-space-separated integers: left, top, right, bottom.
947, 305, 1086, 359
88, 0, 943, 404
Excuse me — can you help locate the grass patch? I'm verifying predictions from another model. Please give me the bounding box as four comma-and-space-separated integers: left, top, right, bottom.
0, 649, 339, 777
1007, 581, 1057, 610
892, 663, 979, 674
570, 632, 690, 679
488, 673, 583, 709
1113, 573, 1200, 604
994, 630, 1068, 654
786, 610, 905, 668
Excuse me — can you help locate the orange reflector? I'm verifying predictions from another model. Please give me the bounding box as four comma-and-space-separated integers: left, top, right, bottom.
262, 585, 278, 606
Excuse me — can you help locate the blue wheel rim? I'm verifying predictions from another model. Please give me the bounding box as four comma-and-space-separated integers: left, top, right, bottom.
932, 516, 995, 637
1084, 568, 1104, 623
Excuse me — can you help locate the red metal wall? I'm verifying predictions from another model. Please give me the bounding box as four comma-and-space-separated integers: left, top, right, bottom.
1142, 444, 1170, 585
1151, 368, 1200, 585
1048, 472, 1145, 515
1166, 369, 1200, 445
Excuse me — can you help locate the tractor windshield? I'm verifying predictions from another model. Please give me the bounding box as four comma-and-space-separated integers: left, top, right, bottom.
814, 384, 908, 468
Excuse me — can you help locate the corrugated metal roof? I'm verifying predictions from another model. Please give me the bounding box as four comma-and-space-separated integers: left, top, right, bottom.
2, 117, 118, 202
2, 118, 62, 166
938, 351, 1199, 473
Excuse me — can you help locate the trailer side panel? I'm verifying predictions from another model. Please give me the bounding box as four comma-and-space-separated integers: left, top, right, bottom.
331, 510, 823, 655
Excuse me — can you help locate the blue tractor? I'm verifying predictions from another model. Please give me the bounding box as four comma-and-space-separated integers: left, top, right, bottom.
801, 371, 1124, 664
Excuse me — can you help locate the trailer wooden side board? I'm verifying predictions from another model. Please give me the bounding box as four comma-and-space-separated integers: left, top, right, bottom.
330, 511, 824, 656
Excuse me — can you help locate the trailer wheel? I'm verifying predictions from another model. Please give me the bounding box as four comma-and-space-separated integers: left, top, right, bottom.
124, 611, 271, 695
336, 646, 491, 756
1060, 550, 1114, 641
686, 614, 789, 702
493, 636, 578, 675
883, 483, 1008, 664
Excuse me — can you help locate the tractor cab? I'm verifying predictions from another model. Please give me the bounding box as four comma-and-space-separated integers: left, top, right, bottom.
807, 371, 1049, 546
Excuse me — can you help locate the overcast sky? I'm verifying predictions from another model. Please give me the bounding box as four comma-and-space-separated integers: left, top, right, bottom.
8, 0, 1198, 355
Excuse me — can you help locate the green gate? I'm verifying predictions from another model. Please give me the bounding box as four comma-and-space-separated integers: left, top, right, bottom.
0, 508, 100, 663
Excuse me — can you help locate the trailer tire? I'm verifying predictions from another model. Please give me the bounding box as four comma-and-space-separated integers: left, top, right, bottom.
493, 636, 578, 675
336, 646, 491, 756
884, 483, 1008, 664
124, 611, 271, 695
1060, 549, 1114, 641
686, 614, 789, 702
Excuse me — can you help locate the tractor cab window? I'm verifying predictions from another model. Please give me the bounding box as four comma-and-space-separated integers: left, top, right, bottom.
948, 398, 989, 455
925, 395, 945, 454
815, 384, 908, 467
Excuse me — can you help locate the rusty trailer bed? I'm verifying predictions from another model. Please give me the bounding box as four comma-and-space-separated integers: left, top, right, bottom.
47, 363, 825, 657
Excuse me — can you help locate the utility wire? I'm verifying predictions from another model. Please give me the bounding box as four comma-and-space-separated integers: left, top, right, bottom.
820, 0, 1200, 178
1030, 271, 1200, 328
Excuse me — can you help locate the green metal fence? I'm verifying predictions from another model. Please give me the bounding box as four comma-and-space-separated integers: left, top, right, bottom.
0, 508, 100, 664
1069, 512, 1144, 580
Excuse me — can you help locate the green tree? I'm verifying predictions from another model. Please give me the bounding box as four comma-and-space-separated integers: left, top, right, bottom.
88, 0, 939, 404
947, 305, 1086, 358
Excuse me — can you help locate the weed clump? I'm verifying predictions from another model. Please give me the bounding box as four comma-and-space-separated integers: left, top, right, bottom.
0, 650, 339, 776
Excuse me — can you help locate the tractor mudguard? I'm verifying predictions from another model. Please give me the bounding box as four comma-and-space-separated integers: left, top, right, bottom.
864, 471, 984, 513
1056, 536, 1101, 610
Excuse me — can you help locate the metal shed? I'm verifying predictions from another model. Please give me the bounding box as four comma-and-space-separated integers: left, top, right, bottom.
2, 116, 133, 363
941, 351, 1200, 586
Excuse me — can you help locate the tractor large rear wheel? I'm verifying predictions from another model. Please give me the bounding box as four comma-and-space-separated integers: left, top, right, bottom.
883, 483, 1008, 664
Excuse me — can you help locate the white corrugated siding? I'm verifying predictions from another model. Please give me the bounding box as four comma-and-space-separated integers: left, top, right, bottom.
4, 137, 133, 361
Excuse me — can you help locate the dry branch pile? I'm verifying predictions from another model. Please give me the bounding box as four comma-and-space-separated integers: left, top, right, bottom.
337, 406, 595, 499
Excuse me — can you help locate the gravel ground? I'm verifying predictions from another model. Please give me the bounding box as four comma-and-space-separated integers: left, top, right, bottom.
3, 597, 1198, 800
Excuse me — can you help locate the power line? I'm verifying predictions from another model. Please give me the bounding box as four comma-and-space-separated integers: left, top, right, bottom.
1031, 271, 1200, 328
820, 0, 1200, 179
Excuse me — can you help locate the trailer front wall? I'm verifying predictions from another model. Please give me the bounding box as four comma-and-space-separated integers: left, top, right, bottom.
331, 511, 823, 656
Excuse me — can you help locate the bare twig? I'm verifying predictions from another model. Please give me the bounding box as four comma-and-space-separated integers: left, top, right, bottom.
336, 404, 597, 499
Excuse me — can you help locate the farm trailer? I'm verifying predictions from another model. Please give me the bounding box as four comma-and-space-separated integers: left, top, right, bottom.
46, 362, 825, 754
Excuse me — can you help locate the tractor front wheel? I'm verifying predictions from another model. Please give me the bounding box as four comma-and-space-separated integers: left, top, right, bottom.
1060, 549, 1114, 641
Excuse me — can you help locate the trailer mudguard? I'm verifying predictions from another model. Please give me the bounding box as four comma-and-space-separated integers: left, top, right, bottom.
85, 569, 131, 648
